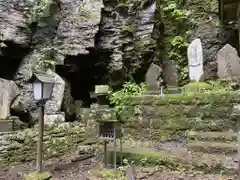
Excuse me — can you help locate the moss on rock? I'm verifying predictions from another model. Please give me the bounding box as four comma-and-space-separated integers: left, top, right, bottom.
23, 171, 52, 180
182, 82, 212, 93
123, 91, 240, 106
0, 122, 95, 168
107, 149, 236, 175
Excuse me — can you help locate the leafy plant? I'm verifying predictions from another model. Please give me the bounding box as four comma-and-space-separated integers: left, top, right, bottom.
108, 82, 146, 115
97, 159, 133, 180
205, 79, 233, 92
158, 0, 192, 86
162, 1, 188, 20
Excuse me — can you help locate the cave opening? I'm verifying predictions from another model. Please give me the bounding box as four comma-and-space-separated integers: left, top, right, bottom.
0, 41, 31, 124
56, 49, 108, 108
0, 41, 30, 80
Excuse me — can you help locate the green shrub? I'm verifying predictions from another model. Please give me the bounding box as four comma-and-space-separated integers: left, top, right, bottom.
108, 82, 146, 115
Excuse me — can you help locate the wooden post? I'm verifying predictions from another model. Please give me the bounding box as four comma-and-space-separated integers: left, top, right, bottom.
36, 105, 44, 172
114, 126, 117, 171
104, 141, 107, 168
238, 118, 240, 179
120, 137, 123, 166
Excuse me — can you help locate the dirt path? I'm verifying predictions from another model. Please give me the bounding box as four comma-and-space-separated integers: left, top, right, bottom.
0, 154, 97, 180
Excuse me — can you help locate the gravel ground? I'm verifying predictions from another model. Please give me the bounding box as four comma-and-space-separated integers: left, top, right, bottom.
0, 154, 97, 180
137, 168, 237, 180
0, 159, 238, 180
141, 171, 237, 180
0, 140, 238, 180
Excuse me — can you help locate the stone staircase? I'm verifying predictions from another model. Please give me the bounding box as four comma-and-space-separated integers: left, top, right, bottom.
187, 131, 237, 154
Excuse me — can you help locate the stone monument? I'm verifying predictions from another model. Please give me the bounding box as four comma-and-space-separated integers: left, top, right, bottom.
145, 63, 162, 94
187, 38, 204, 82
217, 44, 240, 79
0, 78, 19, 119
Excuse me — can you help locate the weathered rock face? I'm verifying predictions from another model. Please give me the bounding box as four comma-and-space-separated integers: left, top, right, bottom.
184, 0, 239, 80
0, 0, 32, 47
0, 0, 239, 124
45, 69, 65, 114
54, 0, 103, 55
96, 0, 157, 85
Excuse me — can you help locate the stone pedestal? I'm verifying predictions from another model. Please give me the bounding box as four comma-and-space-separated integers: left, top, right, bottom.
144, 90, 160, 95
0, 119, 13, 132
165, 86, 181, 94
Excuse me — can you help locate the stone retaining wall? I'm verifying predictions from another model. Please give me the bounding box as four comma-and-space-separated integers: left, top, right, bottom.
1, 91, 240, 167
119, 91, 240, 141
84, 91, 240, 141
0, 122, 91, 168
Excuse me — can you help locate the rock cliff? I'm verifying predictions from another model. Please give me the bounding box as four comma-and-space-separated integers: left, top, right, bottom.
0, 0, 238, 123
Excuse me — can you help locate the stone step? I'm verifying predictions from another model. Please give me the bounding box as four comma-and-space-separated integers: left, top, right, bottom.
124, 117, 236, 132
187, 131, 237, 142
122, 104, 235, 119
187, 141, 237, 154
105, 148, 237, 175
90, 108, 117, 120
0, 120, 13, 132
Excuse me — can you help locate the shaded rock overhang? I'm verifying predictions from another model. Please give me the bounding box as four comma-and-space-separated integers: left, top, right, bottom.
219, 0, 239, 22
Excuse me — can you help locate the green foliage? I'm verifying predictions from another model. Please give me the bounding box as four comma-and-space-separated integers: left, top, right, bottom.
182, 82, 212, 93
206, 79, 233, 92
120, 27, 135, 33
162, 1, 188, 20
182, 79, 233, 93
169, 36, 188, 50
99, 169, 126, 180
95, 159, 133, 180
23, 171, 52, 180
30, 0, 53, 22
158, 0, 192, 86
108, 82, 146, 115
116, 2, 129, 8
32, 47, 58, 72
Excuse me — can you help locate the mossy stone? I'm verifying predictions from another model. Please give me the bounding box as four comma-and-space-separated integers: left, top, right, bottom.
182, 82, 212, 93
23, 171, 52, 180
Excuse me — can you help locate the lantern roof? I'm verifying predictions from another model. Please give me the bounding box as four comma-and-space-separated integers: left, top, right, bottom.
29, 72, 55, 84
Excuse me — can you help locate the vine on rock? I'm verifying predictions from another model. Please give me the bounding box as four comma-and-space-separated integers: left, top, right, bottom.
157, 0, 192, 86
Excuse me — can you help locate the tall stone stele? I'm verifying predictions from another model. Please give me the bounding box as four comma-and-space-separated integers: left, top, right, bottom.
187, 38, 204, 82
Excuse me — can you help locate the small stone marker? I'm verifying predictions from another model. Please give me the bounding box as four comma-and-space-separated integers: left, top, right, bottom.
217, 44, 240, 78
145, 63, 162, 93
125, 166, 136, 180
187, 38, 204, 81
0, 78, 19, 119
163, 60, 179, 87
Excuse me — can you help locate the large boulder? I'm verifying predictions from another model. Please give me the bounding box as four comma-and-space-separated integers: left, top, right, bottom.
0, 78, 19, 119
45, 69, 65, 114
